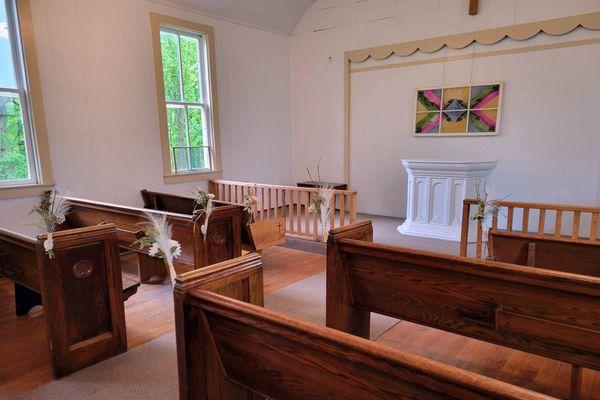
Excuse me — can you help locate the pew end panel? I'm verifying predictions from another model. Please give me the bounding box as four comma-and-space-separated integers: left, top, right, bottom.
173, 253, 264, 400
177, 289, 557, 400
192, 204, 243, 268
36, 224, 128, 377
326, 221, 374, 339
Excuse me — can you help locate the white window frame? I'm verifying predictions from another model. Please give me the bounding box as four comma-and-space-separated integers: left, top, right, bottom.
160, 26, 213, 173
0, 0, 39, 187
150, 13, 222, 184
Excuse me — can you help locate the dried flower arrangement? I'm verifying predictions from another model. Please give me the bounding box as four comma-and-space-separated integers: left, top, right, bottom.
242, 186, 259, 226
28, 190, 70, 259
306, 162, 333, 242
193, 189, 215, 241
134, 213, 182, 285
471, 180, 509, 257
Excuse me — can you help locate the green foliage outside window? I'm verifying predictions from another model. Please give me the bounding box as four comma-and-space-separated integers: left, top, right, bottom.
160, 29, 207, 171
0, 95, 30, 181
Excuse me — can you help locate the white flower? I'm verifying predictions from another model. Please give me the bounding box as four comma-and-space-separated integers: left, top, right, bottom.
307, 204, 316, 213
200, 223, 208, 237
148, 242, 161, 257
208, 193, 215, 199
169, 240, 182, 259
55, 213, 66, 225
43, 233, 54, 253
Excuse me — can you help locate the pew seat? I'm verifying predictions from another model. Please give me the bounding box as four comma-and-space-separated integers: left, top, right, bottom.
173, 254, 555, 400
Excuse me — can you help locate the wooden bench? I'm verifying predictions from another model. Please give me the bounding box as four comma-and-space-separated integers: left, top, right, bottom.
64, 197, 242, 282
0, 224, 130, 377
460, 200, 600, 277
141, 189, 285, 251
173, 254, 555, 400
328, 221, 600, 400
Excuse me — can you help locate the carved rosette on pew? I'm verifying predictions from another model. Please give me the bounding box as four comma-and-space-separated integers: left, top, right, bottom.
37, 224, 128, 377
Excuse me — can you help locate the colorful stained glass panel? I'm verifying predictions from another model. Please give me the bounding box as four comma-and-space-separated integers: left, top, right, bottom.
415, 112, 440, 134
470, 84, 500, 109
442, 86, 469, 110
416, 89, 441, 112
468, 109, 498, 132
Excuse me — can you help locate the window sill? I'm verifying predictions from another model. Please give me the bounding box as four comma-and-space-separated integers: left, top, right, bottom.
0, 183, 55, 200
163, 170, 222, 184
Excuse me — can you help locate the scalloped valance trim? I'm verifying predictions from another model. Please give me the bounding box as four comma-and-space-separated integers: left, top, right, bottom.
346, 11, 600, 63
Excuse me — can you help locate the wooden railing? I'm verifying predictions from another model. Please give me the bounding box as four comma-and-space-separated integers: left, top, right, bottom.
460, 199, 600, 258
209, 180, 358, 241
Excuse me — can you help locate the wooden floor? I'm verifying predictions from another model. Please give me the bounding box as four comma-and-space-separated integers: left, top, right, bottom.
1, 246, 599, 399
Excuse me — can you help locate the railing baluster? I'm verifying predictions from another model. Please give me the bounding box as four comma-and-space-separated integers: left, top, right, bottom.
522, 208, 529, 233
339, 194, 346, 227
507, 207, 514, 232
492, 209, 498, 231
274, 189, 279, 218
349, 193, 357, 224
234, 185, 239, 204
329, 193, 335, 232
289, 190, 294, 233
537, 209, 546, 236
313, 203, 319, 239
476, 219, 483, 259
555, 210, 563, 237
591, 212, 598, 241
260, 188, 265, 221
296, 191, 302, 236
304, 192, 309, 235
572, 211, 581, 239
268, 188, 272, 220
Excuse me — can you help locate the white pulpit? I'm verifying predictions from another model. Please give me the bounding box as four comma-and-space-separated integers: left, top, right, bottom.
397, 160, 498, 241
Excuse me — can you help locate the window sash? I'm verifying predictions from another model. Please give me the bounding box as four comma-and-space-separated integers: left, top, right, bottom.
160, 25, 213, 173
0, 0, 38, 186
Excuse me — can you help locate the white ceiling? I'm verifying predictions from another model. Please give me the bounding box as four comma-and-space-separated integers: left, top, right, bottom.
157, 0, 315, 35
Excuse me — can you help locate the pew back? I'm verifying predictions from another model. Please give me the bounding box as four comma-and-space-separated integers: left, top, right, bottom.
65, 196, 243, 270
489, 230, 600, 276
327, 222, 600, 372
176, 286, 556, 399
141, 189, 230, 214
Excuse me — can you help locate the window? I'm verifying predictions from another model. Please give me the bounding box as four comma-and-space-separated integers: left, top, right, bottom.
151, 13, 221, 183
0, 0, 37, 185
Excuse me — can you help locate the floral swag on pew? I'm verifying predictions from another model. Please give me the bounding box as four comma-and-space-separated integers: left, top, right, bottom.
242, 186, 259, 226
306, 162, 333, 242
135, 214, 182, 285
28, 190, 70, 259
471, 180, 509, 258
193, 189, 215, 241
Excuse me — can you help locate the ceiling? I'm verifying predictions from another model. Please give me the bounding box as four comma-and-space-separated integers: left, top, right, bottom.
157, 0, 315, 35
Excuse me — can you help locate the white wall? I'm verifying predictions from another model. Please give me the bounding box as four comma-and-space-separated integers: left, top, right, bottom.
291, 0, 600, 217
1, 0, 293, 233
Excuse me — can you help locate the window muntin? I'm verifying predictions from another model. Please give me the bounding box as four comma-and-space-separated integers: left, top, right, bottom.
0, 0, 38, 186
159, 26, 212, 174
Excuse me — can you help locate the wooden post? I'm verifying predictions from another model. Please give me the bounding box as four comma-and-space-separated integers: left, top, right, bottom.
555, 210, 563, 237
469, 0, 478, 15
570, 365, 583, 400
537, 209, 546, 236
459, 201, 470, 257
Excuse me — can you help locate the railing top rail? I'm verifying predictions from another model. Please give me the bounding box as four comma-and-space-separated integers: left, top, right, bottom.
464, 198, 600, 213
211, 179, 357, 195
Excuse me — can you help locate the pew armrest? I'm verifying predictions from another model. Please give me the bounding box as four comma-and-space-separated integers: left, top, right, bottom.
174, 253, 263, 306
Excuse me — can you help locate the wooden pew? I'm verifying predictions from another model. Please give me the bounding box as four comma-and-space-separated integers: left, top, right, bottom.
141, 189, 256, 250
328, 221, 600, 400
142, 189, 287, 252
460, 200, 600, 277
0, 224, 130, 377
64, 197, 242, 281
173, 254, 556, 400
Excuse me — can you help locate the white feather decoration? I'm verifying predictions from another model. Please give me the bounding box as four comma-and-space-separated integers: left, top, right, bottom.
142, 213, 181, 285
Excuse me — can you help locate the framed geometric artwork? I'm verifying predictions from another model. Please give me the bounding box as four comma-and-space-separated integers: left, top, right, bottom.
414, 82, 502, 136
